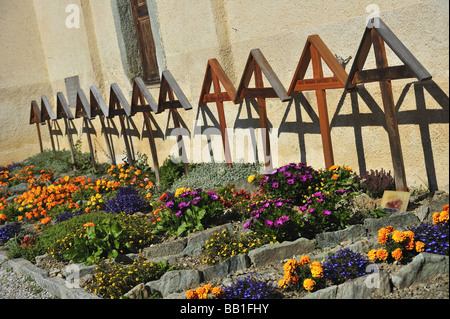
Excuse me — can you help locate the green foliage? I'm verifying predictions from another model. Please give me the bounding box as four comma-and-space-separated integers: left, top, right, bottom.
169, 162, 262, 191
159, 156, 189, 191
155, 189, 225, 237
85, 258, 176, 299
61, 218, 133, 265
244, 198, 303, 241
201, 228, 276, 265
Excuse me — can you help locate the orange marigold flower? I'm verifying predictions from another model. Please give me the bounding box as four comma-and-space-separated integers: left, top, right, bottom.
377, 228, 389, 244
299, 255, 311, 266
392, 230, 406, 243
40, 217, 51, 225
211, 287, 224, 298
186, 289, 198, 299
331, 174, 339, 180
391, 248, 403, 261
83, 222, 95, 228
415, 241, 425, 253
158, 193, 168, 201
278, 279, 288, 290
376, 249, 389, 261
443, 204, 449, 212
303, 278, 316, 291
368, 249, 377, 261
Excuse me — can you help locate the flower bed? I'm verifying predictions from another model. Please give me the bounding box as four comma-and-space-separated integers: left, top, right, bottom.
1, 156, 448, 299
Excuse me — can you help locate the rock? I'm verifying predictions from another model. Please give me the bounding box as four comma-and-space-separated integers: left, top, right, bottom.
183, 223, 234, 256
202, 255, 251, 282
415, 205, 430, 222
315, 224, 366, 249
391, 253, 450, 290
61, 263, 97, 279
248, 237, 316, 267
364, 211, 420, 236
124, 283, 151, 299
146, 270, 203, 298
142, 237, 187, 259
302, 285, 338, 299
7, 183, 29, 194
336, 271, 391, 299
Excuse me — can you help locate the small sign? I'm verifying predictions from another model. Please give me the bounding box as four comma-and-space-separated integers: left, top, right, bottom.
380, 190, 410, 213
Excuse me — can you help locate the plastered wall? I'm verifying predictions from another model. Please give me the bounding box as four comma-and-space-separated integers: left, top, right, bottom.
0, 0, 448, 190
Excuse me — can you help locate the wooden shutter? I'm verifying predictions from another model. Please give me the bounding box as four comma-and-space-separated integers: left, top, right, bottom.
130, 0, 160, 85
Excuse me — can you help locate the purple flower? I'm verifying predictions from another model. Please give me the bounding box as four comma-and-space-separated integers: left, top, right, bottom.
286, 179, 295, 185
265, 220, 273, 227
300, 206, 307, 212
263, 202, 270, 208
193, 196, 200, 205
175, 210, 182, 217
275, 201, 284, 207
274, 220, 283, 227
308, 208, 314, 213
166, 201, 174, 208
243, 220, 252, 229
322, 210, 331, 216
272, 182, 279, 189
208, 191, 219, 200
279, 215, 290, 222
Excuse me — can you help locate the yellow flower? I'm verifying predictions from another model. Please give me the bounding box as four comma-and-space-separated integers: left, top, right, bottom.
415, 241, 425, 253
278, 279, 287, 290
303, 278, 316, 291
328, 164, 340, 171
368, 249, 377, 261
247, 175, 256, 183
392, 230, 406, 243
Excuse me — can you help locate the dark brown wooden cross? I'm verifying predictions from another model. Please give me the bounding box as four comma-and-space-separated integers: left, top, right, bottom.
235, 49, 291, 170
40, 95, 57, 155
288, 34, 349, 169
89, 85, 116, 165
55, 92, 77, 169
75, 89, 97, 170
108, 83, 135, 167
158, 70, 193, 175
29, 101, 43, 153
345, 18, 432, 191
198, 58, 237, 166
130, 77, 161, 184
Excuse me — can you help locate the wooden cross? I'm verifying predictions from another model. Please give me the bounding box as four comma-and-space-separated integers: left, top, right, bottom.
235, 49, 291, 170
108, 83, 135, 167
198, 58, 237, 166
89, 85, 116, 165
288, 34, 349, 169
55, 92, 77, 169
40, 95, 57, 155
158, 70, 193, 175
131, 77, 161, 184
75, 89, 97, 170
29, 101, 43, 153
345, 18, 432, 191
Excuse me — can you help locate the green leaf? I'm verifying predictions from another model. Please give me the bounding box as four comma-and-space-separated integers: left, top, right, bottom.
176, 222, 188, 237
111, 222, 123, 238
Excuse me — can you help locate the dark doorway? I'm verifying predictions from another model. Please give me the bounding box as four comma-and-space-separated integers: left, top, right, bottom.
130, 0, 160, 85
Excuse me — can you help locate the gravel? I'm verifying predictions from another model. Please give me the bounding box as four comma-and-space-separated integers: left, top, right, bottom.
0, 263, 55, 299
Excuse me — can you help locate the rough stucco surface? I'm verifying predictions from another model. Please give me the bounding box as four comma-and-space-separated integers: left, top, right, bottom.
0, 0, 448, 191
